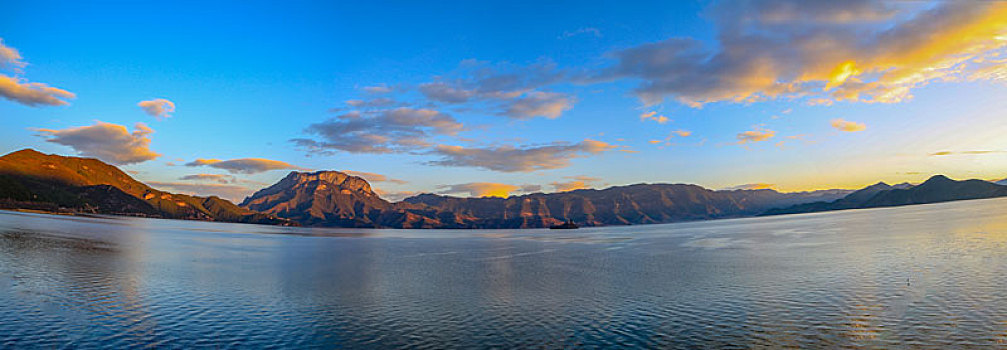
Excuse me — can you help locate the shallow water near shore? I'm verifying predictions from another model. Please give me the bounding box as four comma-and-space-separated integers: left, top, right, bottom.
2, 198, 1007, 348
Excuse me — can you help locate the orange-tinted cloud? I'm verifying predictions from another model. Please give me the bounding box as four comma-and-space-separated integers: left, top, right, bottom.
0, 38, 26, 71
137, 98, 176, 119
34, 121, 160, 164
0, 39, 75, 107
0, 75, 75, 106
831, 118, 866, 132
437, 182, 541, 198
723, 183, 775, 191
736, 128, 776, 144
550, 175, 601, 192
640, 111, 670, 124
602, 1, 1007, 107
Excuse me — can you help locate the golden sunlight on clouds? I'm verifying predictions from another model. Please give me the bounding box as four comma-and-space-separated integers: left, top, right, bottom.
606, 2, 1007, 107
640, 111, 669, 124
825, 61, 860, 91
737, 128, 776, 144
137, 99, 176, 119
550, 176, 601, 192
0, 75, 76, 107
34, 121, 160, 164
436, 182, 539, 198
831, 119, 867, 132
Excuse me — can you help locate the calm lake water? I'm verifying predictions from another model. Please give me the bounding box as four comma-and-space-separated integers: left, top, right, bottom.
2, 198, 1007, 348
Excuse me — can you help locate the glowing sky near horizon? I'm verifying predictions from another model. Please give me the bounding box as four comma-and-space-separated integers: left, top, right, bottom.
2, 0, 1006, 202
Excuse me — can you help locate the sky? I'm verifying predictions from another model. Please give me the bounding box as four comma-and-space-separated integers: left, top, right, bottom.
2, 0, 1006, 202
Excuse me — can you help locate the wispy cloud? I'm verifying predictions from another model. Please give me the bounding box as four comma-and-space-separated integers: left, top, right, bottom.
294, 108, 464, 154
342, 170, 408, 184
930, 150, 1002, 156
640, 111, 670, 124
185, 158, 306, 174
736, 127, 776, 144
427, 139, 617, 172
147, 181, 252, 202
34, 121, 160, 164
179, 173, 236, 184
559, 27, 602, 39
722, 183, 775, 191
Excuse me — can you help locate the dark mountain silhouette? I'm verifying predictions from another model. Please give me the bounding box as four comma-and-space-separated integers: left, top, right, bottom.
997, 178, 1007, 186
763, 175, 1007, 216
0, 149, 291, 225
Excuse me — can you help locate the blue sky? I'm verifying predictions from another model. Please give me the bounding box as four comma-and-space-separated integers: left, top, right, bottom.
2, 0, 1006, 201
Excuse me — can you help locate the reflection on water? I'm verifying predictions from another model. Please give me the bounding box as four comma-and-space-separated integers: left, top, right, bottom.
3, 198, 1007, 347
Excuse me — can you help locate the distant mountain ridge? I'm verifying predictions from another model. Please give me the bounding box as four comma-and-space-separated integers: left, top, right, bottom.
0, 149, 291, 225
764, 175, 1007, 216
238, 170, 853, 228
4, 149, 1005, 229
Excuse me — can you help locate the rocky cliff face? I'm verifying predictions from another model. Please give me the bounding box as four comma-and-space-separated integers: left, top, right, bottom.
402, 184, 853, 228
239, 171, 438, 228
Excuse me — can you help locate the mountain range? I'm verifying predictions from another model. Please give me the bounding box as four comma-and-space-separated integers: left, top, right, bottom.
0, 149, 291, 225
2, 149, 1006, 229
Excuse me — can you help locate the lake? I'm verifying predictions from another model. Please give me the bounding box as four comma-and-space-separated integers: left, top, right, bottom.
2, 198, 1007, 348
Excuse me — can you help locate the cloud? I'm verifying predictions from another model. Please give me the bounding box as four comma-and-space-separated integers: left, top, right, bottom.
831, 118, 866, 132
427, 139, 617, 172
0, 38, 26, 71
362, 84, 393, 94
437, 182, 541, 198
34, 121, 160, 164
137, 98, 176, 119
179, 174, 236, 184
737, 127, 776, 144
722, 183, 775, 191
503, 91, 574, 119
600, 1, 1007, 107
0, 39, 75, 107
418, 82, 477, 103
930, 150, 1001, 156
373, 189, 420, 202
185, 158, 306, 174
559, 27, 602, 39
147, 181, 252, 202
550, 175, 601, 192
650, 129, 693, 146
345, 97, 400, 108
0, 75, 76, 107
342, 170, 408, 184
412, 60, 575, 119
294, 108, 464, 154
640, 111, 670, 124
